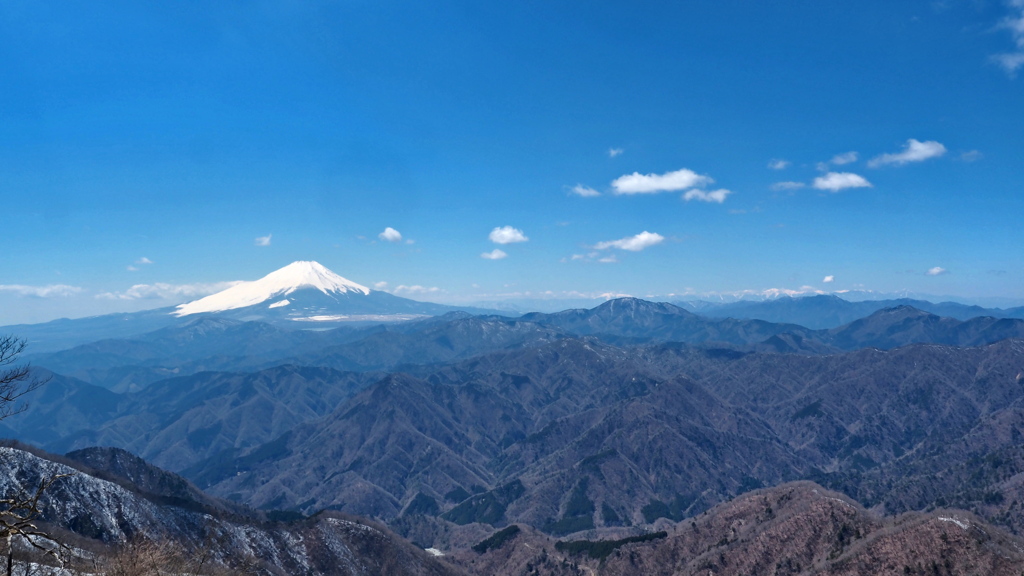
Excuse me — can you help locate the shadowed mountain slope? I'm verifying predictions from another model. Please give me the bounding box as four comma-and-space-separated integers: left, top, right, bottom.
454, 482, 1024, 576
180, 338, 1024, 538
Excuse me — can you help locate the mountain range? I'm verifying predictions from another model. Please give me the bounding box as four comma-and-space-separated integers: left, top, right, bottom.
6, 263, 1024, 574
2, 261, 504, 352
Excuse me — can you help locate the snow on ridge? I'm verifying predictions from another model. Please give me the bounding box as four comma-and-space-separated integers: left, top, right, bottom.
174, 261, 370, 317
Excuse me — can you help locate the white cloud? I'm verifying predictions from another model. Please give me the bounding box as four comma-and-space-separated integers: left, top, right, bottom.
926, 266, 948, 276
136, 257, 154, 265
682, 188, 732, 203
570, 184, 601, 197
594, 231, 665, 252
254, 234, 272, 247
0, 284, 83, 298
608, 147, 624, 158
96, 281, 242, 301
392, 285, 442, 295
960, 150, 983, 162
378, 227, 403, 242
868, 139, 947, 167
767, 159, 790, 170
830, 151, 859, 165
995, 52, 1024, 75
771, 181, 806, 191
994, 1, 1024, 75
481, 249, 508, 260
611, 168, 713, 195
598, 255, 618, 263
812, 172, 873, 192
823, 275, 835, 283
373, 281, 388, 290
489, 226, 528, 244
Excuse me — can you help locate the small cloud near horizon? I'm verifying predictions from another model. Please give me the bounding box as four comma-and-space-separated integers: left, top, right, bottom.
254, 234, 272, 247
96, 281, 242, 301
926, 266, 949, 276
0, 284, 83, 298
378, 227, 403, 242
611, 168, 713, 195
481, 249, 508, 260
594, 231, 665, 252
868, 139, 947, 167
489, 226, 528, 244
569, 184, 601, 197
823, 275, 835, 283
813, 172, 872, 192
771, 181, 806, 191
683, 188, 732, 203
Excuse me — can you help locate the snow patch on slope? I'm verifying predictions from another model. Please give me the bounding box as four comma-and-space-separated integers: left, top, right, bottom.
174, 262, 370, 317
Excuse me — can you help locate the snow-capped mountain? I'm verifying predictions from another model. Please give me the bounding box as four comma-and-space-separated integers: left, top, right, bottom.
174, 260, 371, 316
6, 262, 505, 352
170, 260, 493, 324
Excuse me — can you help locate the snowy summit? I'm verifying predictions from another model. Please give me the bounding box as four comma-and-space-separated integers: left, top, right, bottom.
174, 261, 370, 317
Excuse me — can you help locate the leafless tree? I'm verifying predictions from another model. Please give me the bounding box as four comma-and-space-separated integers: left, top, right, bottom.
0, 336, 48, 421
0, 335, 66, 576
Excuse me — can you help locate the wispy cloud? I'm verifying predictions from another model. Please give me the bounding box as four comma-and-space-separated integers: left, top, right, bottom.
373, 281, 388, 290
959, 150, 983, 162
771, 181, 806, 191
378, 227, 403, 242
611, 168, 713, 195
392, 285, 442, 295
926, 266, 948, 276
569, 184, 601, 197
812, 172, 872, 192
829, 151, 858, 165
993, 0, 1024, 76
823, 275, 835, 283
489, 226, 528, 244
594, 231, 665, 251
254, 234, 272, 247
767, 159, 790, 170
96, 281, 242, 300
481, 249, 508, 260
563, 251, 619, 264
0, 284, 83, 298
608, 147, 624, 158
868, 139, 947, 167
127, 257, 154, 272
683, 188, 732, 203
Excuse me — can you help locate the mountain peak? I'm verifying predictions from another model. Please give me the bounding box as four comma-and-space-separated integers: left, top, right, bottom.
173, 261, 370, 317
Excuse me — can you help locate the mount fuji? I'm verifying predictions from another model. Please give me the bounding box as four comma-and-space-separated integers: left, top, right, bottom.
171, 260, 469, 323
6, 261, 503, 352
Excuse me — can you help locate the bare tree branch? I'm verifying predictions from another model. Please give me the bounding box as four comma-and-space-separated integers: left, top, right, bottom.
0, 336, 49, 421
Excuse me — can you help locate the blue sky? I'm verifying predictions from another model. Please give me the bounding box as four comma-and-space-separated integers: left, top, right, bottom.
2, 1, 1024, 324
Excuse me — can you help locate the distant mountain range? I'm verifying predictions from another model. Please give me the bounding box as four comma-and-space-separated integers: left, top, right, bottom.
6, 296, 1024, 543
5, 289, 1024, 573
1, 261, 505, 352
677, 294, 1024, 329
